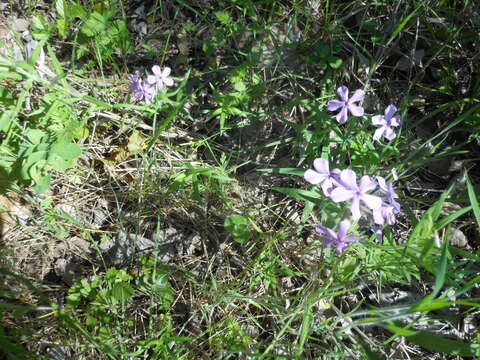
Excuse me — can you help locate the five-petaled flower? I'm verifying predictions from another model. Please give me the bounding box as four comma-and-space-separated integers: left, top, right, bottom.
330, 169, 382, 220
315, 220, 363, 252
304, 158, 341, 196
372, 104, 401, 141
327, 86, 365, 124
128, 73, 155, 103
372, 176, 401, 225
376, 176, 401, 212
147, 65, 174, 92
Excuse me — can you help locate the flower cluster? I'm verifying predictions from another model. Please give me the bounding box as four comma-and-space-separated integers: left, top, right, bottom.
327, 85, 401, 141
306, 84, 404, 252
128, 65, 174, 104
305, 159, 402, 252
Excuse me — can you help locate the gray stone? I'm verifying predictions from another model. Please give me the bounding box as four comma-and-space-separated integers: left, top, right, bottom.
54, 258, 83, 286
46, 346, 71, 360
99, 231, 155, 266
448, 227, 468, 248
11, 18, 29, 32
99, 228, 202, 266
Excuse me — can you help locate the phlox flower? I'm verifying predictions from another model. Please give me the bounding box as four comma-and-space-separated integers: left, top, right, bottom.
315, 220, 363, 252
373, 203, 397, 225
304, 158, 341, 196
330, 169, 382, 220
371, 225, 383, 242
372, 104, 401, 141
327, 86, 365, 124
147, 65, 174, 92
128, 73, 156, 103
373, 176, 401, 225
376, 176, 401, 212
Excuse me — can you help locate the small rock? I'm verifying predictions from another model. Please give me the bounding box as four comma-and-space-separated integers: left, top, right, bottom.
11, 18, 30, 32
69, 236, 92, 255
99, 231, 155, 266
440, 202, 462, 217
448, 227, 468, 248
54, 258, 83, 285
46, 346, 71, 360
55, 204, 77, 219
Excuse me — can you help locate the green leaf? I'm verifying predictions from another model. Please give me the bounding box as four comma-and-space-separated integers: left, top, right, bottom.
411, 297, 452, 312
57, 19, 68, 38
50, 142, 81, 160
80, 12, 107, 37
434, 206, 472, 230
273, 187, 324, 205
386, 5, 421, 47
406, 331, 475, 357
55, 0, 66, 18
0, 109, 14, 131
327, 55, 343, 69
224, 215, 251, 243
111, 282, 134, 302
215, 11, 231, 25
384, 324, 418, 336
466, 173, 480, 227
257, 167, 305, 176
0, 72, 23, 81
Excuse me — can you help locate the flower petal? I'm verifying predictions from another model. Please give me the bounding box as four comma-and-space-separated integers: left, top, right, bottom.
321, 179, 335, 196
372, 226, 383, 242
347, 103, 364, 117
313, 158, 329, 174
161, 67, 171, 77
376, 176, 388, 193
321, 237, 336, 247
372, 127, 385, 141
337, 86, 349, 101
350, 198, 361, 220
337, 220, 351, 239
372, 115, 385, 126
384, 104, 397, 120
339, 169, 357, 190
147, 75, 157, 85
304, 169, 327, 184
336, 242, 348, 252
361, 194, 383, 210
330, 187, 355, 203
372, 207, 385, 225
391, 115, 401, 127
359, 175, 376, 192
336, 107, 348, 124
163, 77, 174, 86
327, 99, 344, 111
384, 127, 396, 140
349, 89, 365, 103
151, 65, 161, 76
316, 226, 337, 241
343, 235, 361, 243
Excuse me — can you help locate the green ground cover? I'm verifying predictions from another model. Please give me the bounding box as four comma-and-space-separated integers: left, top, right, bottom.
0, 0, 480, 359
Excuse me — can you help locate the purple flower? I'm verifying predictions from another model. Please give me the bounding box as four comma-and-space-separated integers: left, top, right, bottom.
371, 225, 383, 242
315, 220, 363, 252
373, 203, 397, 225
128, 73, 156, 103
304, 158, 341, 196
147, 65, 173, 92
330, 169, 383, 220
372, 104, 401, 141
373, 176, 401, 225
327, 86, 365, 124
376, 176, 401, 212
